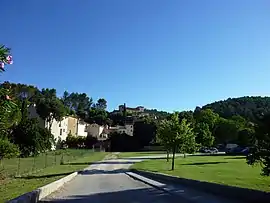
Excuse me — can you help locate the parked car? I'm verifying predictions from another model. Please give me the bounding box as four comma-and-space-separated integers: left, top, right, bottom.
199, 147, 218, 153
226, 146, 249, 155
209, 147, 218, 153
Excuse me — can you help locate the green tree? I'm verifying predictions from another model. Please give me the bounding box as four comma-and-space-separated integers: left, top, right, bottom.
62, 92, 92, 119
213, 118, 239, 144
157, 113, 196, 170
36, 88, 67, 129
134, 118, 157, 149
194, 109, 219, 130
95, 98, 107, 110
178, 111, 195, 126
0, 138, 20, 159
247, 114, 270, 176
194, 122, 214, 147
12, 118, 54, 157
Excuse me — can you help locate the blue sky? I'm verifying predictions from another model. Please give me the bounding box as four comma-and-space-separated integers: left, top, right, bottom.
1, 0, 270, 112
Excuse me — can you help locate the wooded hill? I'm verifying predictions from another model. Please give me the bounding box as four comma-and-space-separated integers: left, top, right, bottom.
202, 96, 270, 123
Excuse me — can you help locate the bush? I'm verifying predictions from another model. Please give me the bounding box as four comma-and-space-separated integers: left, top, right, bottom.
12, 118, 53, 157
0, 138, 20, 159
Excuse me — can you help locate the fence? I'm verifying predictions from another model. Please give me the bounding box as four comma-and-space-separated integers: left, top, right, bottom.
0, 149, 98, 178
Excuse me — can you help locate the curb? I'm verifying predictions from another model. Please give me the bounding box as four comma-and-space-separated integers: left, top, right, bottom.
7, 153, 114, 203
7, 171, 78, 203
130, 169, 270, 203
126, 172, 172, 194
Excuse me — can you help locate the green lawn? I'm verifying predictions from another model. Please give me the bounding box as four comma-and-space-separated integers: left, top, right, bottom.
132, 155, 270, 192
0, 149, 96, 178
118, 151, 166, 158
1, 151, 107, 202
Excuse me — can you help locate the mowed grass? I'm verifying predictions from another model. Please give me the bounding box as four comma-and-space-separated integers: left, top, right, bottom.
132, 155, 270, 192
1, 152, 107, 202
118, 151, 166, 158
0, 149, 96, 178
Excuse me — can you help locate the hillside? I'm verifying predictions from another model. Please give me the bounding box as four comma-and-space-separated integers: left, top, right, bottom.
202, 96, 270, 123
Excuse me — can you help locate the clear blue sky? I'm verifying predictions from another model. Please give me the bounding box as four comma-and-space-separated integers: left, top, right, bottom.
1, 0, 270, 112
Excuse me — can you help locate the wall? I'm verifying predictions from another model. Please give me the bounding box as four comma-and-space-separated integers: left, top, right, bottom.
50, 117, 68, 142
77, 121, 88, 137
86, 124, 104, 138
67, 117, 78, 136
124, 124, 133, 136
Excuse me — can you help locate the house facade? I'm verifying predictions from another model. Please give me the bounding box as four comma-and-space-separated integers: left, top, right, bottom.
109, 124, 134, 136
28, 104, 69, 143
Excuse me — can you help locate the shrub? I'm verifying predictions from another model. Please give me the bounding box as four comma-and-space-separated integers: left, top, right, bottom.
0, 138, 20, 159
12, 118, 53, 157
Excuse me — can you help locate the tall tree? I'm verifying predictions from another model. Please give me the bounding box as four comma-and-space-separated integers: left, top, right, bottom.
247, 114, 270, 176
194, 122, 214, 147
62, 92, 92, 119
157, 113, 196, 170
95, 98, 107, 110
36, 88, 67, 129
194, 109, 219, 130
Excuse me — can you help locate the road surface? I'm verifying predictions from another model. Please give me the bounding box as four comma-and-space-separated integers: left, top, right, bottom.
41, 158, 181, 203
41, 153, 236, 203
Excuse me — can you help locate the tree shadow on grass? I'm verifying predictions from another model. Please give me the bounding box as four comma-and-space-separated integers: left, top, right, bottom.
224, 156, 246, 160
16, 172, 74, 179
181, 161, 228, 166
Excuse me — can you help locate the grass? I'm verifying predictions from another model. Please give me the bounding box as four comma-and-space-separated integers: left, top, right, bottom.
0, 149, 95, 178
118, 151, 166, 158
0, 151, 107, 202
132, 155, 270, 192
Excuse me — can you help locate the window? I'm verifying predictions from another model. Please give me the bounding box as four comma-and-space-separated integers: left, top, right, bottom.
63, 129, 65, 132
60, 129, 62, 135
59, 122, 61, 127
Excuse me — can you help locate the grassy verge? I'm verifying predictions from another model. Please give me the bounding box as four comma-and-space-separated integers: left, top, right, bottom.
1, 151, 107, 202
0, 149, 95, 178
132, 155, 270, 192
118, 151, 166, 158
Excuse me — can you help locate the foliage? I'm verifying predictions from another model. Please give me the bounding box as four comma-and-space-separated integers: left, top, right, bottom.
65, 133, 97, 149
95, 98, 107, 110
12, 118, 54, 157
62, 91, 92, 119
0, 88, 21, 130
36, 88, 67, 129
144, 109, 171, 120
108, 112, 125, 126
109, 132, 139, 152
157, 113, 196, 170
202, 96, 270, 123
86, 108, 108, 125
178, 111, 195, 126
133, 118, 157, 148
194, 122, 214, 147
194, 109, 219, 130
247, 114, 270, 176
0, 138, 20, 159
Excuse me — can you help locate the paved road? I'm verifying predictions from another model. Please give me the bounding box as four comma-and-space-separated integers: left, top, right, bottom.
42, 153, 235, 203
41, 158, 182, 203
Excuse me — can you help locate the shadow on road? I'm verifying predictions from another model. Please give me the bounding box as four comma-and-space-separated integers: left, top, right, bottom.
63, 161, 137, 166
181, 161, 228, 166
40, 187, 180, 203
78, 169, 130, 175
